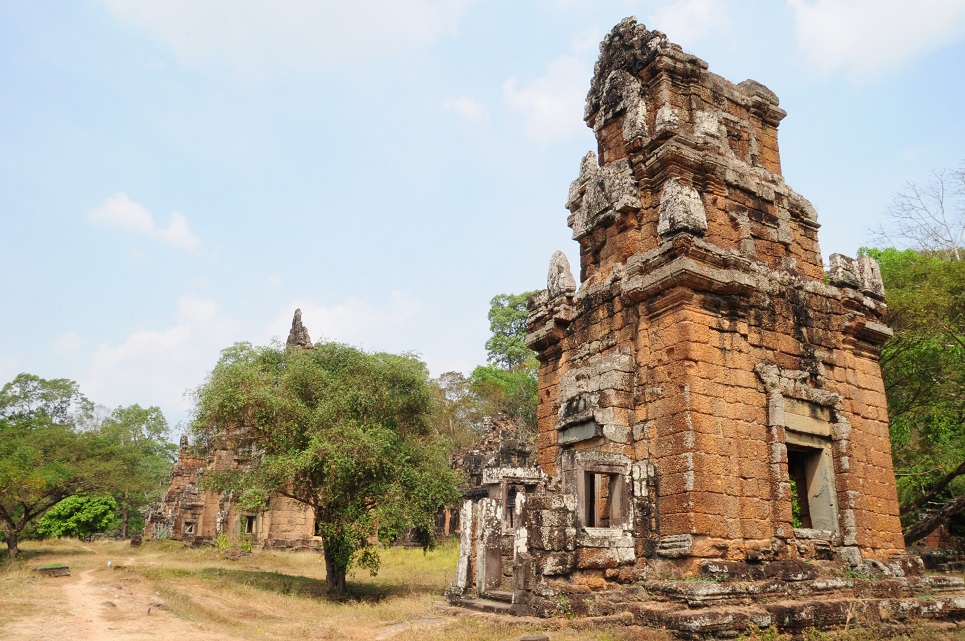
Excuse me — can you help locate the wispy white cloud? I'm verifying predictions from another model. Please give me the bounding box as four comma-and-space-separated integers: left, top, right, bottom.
570, 27, 605, 56
89, 192, 201, 252
266, 291, 422, 348
82, 296, 236, 418
444, 96, 490, 123
503, 54, 591, 143
57, 330, 84, 353
647, 0, 731, 48
104, 0, 474, 74
0, 356, 18, 387
788, 0, 965, 78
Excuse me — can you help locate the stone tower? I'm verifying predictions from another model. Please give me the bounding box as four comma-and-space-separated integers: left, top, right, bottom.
526, 17, 904, 571
447, 20, 949, 629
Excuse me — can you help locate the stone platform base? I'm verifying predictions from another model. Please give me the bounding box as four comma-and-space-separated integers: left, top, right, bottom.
628, 594, 965, 639
450, 575, 965, 639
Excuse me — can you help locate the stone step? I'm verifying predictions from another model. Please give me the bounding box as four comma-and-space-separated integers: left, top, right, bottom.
627, 594, 965, 638
450, 597, 513, 615
483, 590, 513, 603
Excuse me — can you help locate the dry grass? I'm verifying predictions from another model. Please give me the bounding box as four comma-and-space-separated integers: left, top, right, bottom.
0, 538, 645, 641
0, 538, 98, 623
737, 625, 965, 641
2, 539, 963, 641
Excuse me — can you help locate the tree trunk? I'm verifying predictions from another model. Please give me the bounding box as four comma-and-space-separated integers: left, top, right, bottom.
899, 460, 965, 515
323, 544, 347, 596
4, 529, 19, 558
121, 506, 130, 539
903, 493, 965, 545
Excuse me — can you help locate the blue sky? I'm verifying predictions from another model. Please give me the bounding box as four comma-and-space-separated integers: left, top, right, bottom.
2, 0, 965, 429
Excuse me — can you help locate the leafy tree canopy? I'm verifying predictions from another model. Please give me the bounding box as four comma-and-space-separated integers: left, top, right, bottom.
99, 404, 177, 537
466, 292, 540, 434
0, 374, 115, 557
37, 495, 119, 539
484, 292, 538, 370
430, 371, 486, 451
0, 373, 94, 427
191, 341, 460, 595
470, 364, 538, 431
863, 247, 965, 542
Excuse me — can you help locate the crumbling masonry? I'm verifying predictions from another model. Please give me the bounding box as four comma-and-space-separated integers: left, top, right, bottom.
448, 18, 965, 634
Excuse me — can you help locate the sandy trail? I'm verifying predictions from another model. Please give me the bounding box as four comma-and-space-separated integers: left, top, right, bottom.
2, 565, 238, 641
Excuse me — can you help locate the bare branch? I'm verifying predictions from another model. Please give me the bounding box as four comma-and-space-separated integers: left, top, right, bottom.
879, 166, 965, 261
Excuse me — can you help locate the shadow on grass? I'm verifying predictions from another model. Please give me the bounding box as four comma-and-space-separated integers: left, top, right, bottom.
1, 546, 96, 564
195, 567, 433, 602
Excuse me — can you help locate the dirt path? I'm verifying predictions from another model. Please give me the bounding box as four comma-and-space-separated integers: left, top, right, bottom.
1, 567, 237, 641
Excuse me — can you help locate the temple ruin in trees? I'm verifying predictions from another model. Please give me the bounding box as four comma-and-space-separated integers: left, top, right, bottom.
145, 311, 320, 550
448, 18, 965, 634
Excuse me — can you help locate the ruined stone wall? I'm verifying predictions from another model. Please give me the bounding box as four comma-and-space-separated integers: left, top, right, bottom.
525, 17, 905, 577
146, 438, 320, 550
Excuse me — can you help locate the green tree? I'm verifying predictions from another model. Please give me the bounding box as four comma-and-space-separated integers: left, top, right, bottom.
865, 247, 965, 543
0, 373, 94, 427
431, 371, 485, 451
36, 495, 119, 539
99, 404, 176, 537
0, 374, 113, 557
469, 364, 538, 430
190, 341, 460, 596
471, 291, 539, 432
484, 292, 538, 369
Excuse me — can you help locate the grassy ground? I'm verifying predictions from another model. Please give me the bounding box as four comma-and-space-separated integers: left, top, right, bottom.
0, 538, 658, 641
1, 539, 962, 640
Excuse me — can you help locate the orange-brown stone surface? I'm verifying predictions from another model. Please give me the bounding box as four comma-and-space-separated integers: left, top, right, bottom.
447, 22, 965, 633
526, 17, 905, 566
145, 436, 319, 550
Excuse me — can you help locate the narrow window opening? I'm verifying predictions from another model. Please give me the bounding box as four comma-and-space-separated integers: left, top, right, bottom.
787, 444, 841, 532
244, 515, 255, 534
584, 472, 616, 527
505, 484, 522, 528
184, 521, 196, 535
787, 449, 812, 529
